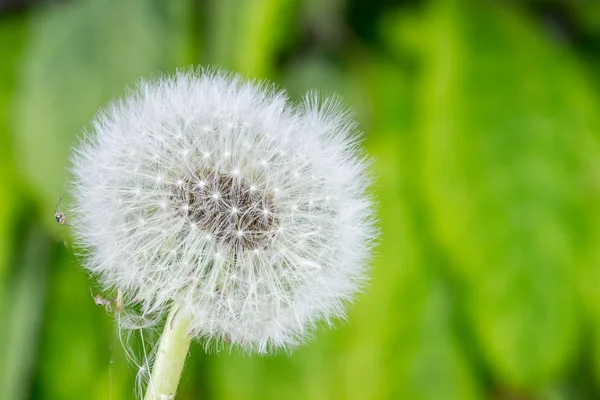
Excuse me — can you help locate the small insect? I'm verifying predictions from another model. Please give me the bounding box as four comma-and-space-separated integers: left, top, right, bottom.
91, 288, 124, 313
54, 194, 67, 225
91, 289, 113, 312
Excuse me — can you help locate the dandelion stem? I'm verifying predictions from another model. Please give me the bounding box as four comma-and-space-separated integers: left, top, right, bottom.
144, 303, 192, 400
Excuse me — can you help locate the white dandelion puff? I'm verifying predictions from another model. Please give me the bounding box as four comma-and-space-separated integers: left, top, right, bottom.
70, 68, 376, 356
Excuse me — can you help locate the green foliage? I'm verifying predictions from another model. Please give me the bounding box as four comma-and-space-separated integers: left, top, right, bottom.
13, 0, 191, 229
419, 0, 588, 388
0, 12, 26, 283
1, 0, 599, 399
1, 227, 52, 400
205, 0, 300, 77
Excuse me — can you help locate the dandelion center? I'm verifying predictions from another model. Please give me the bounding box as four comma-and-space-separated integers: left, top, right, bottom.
172, 168, 278, 250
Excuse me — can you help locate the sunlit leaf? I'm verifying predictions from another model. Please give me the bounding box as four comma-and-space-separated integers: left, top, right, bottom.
340, 134, 483, 400
204, 0, 299, 77
418, 0, 597, 388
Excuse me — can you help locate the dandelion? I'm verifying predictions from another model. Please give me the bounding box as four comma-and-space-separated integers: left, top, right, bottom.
70, 68, 376, 399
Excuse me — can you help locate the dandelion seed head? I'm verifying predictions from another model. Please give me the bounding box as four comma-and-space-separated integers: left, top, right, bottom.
70, 68, 376, 353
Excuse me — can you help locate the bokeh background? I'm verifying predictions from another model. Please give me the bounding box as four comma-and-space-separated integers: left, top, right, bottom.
1, 0, 600, 399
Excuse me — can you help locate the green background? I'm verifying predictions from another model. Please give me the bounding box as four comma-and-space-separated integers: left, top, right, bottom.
1, 0, 599, 399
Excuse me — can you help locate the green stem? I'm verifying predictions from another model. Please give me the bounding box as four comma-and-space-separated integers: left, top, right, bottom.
144, 303, 192, 400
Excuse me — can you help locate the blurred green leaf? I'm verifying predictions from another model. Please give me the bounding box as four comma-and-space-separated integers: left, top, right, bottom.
35, 247, 132, 400
283, 56, 348, 100
340, 134, 483, 400
164, 0, 198, 67
568, 3, 600, 37
0, 226, 51, 400
0, 18, 30, 398
234, 0, 298, 77
358, 54, 482, 399
418, 0, 600, 389
13, 0, 194, 233
0, 13, 27, 282
205, 0, 299, 77
564, 11, 600, 378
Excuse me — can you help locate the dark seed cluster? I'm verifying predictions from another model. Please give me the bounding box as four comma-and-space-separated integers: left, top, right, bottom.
172, 168, 278, 250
